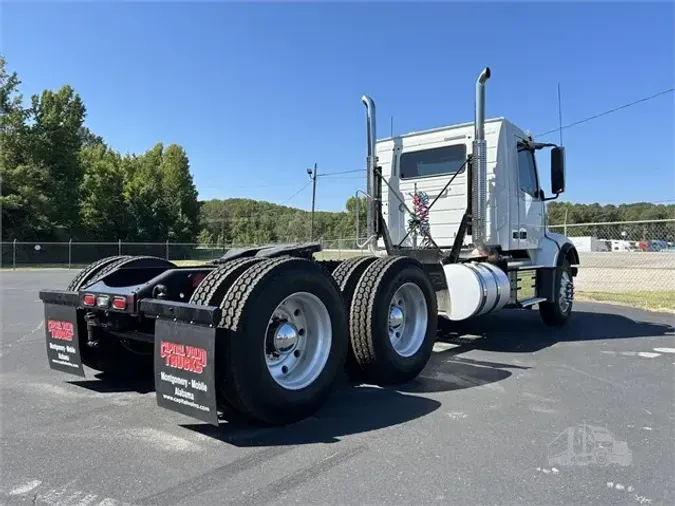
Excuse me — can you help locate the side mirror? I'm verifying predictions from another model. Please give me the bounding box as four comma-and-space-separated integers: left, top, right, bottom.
551, 146, 565, 194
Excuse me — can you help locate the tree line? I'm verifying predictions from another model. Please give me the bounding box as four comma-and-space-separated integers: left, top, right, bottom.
198, 197, 366, 247
546, 201, 673, 226
1, 55, 200, 243
1, 55, 672, 247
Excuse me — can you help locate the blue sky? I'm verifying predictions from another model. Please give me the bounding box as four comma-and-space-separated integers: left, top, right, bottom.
3, 1, 674, 212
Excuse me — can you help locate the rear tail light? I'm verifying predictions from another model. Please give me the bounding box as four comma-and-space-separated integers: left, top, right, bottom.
112, 296, 126, 310
83, 294, 96, 306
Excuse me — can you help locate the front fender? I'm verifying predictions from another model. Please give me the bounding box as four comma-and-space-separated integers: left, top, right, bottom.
546, 231, 580, 274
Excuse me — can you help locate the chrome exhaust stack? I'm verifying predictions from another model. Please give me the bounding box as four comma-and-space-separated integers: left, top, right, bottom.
361, 95, 380, 251
472, 67, 491, 249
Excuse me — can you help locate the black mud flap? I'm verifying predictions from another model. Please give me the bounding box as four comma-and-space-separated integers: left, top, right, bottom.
153, 312, 220, 427
43, 303, 85, 377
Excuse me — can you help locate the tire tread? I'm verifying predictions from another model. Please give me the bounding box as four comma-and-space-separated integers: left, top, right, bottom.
88, 255, 175, 285
66, 255, 130, 291
189, 257, 263, 306
350, 257, 401, 367
218, 256, 345, 423
349, 256, 437, 384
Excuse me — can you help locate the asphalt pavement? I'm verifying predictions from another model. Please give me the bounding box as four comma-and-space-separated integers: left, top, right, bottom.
1, 270, 674, 506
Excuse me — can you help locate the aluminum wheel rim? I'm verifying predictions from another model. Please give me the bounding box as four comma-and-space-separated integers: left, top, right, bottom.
264, 292, 332, 390
559, 271, 573, 313
388, 282, 428, 358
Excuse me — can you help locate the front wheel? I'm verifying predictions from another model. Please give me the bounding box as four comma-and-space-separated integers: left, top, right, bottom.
539, 259, 574, 326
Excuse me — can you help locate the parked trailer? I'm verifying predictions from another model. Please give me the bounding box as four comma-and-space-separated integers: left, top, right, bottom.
39, 67, 580, 426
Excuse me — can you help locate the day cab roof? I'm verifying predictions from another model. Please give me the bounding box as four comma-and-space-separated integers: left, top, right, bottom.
375, 117, 531, 150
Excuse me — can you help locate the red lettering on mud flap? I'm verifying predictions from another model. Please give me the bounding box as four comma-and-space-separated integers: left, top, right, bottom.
160, 340, 207, 374
47, 320, 74, 341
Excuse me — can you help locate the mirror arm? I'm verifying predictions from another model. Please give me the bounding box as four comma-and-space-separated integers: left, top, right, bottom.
542, 192, 561, 202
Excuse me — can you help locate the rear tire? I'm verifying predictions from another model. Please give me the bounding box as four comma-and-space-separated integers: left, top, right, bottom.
349, 256, 437, 385
331, 256, 377, 382
188, 257, 265, 416
67, 255, 130, 291
217, 257, 349, 425
86, 255, 175, 286
539, 259, 574, 326
189, 257, 265, 307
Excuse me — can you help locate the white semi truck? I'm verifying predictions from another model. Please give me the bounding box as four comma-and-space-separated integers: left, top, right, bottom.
39, 67, 580, 426
359, 66, 579, 324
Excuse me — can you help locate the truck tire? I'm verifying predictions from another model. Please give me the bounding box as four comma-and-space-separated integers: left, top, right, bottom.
331, 256, 377, 381
349, 256, 437, 385
78, 256, 176, 377
189, 257, 264, 306
331, 256, 378, 306
66, 255, 130, 291
188, 257, 265, 418
217, 257, 349, 425
87, 255, 176, 285
539, 259, 574, 326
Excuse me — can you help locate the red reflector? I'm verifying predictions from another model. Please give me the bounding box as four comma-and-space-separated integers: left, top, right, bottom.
192, 273, 206, 288
83, 294, 96, 306
112, 297, 126, 310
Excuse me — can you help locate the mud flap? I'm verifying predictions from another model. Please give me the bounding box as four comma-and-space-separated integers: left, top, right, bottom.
153, 318, 219, 426
43, 303, 85, 377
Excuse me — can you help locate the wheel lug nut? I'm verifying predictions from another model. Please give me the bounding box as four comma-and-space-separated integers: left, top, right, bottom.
282, 366, 288, 374
294, 350, 300, 357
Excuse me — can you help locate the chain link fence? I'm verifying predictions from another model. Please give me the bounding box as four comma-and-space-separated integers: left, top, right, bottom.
547, 219, 675, 295
3, 219, 674, 297
0, 240, 230, 268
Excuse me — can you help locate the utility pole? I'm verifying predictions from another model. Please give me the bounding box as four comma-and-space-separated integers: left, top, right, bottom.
307, 163, 318, 241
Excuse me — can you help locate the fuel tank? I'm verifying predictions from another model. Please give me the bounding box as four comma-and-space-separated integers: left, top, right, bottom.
441, 262, 510, 321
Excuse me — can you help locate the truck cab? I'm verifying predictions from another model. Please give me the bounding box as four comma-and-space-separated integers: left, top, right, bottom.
375, 117, 569, 263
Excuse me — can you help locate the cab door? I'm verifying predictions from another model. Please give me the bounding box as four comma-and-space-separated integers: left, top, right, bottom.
516, 142, 544, 249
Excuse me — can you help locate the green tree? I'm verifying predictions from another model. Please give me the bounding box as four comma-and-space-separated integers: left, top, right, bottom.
160, 144, 200, 242
79, 144, 128, 239
0, 55, 53, 240
29, 85, 86, 237
123, 144, 170, 241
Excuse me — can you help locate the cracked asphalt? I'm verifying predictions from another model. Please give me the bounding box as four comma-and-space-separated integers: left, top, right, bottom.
1, 270, 674, 505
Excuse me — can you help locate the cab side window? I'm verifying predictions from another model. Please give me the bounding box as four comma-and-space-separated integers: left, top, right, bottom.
517, 144, 539, 198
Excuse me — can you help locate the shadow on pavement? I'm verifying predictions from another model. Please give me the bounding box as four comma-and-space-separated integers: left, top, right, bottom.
438, 308, 674, 353
68, 372, 154, 394
181, 351, 514, 447
395, 351, 526, 394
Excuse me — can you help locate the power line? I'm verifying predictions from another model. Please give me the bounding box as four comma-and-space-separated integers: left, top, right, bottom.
218, 181, 303, 191
536, 87, 674, 138
279, 180, 312, 206
318, 169, 364, 177
320, 176, 365, 182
